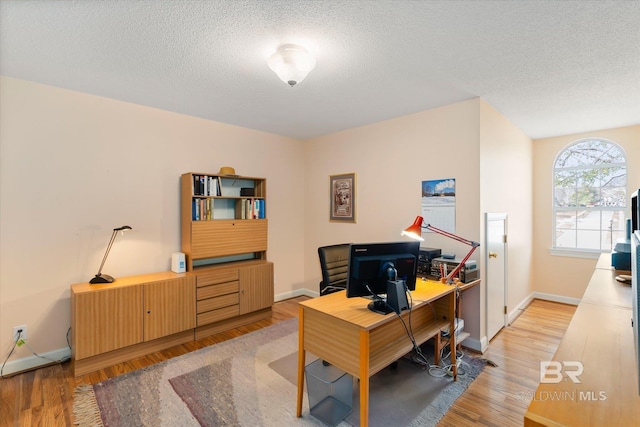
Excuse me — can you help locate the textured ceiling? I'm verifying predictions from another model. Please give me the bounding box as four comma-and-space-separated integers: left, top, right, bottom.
1, 0, 639, 140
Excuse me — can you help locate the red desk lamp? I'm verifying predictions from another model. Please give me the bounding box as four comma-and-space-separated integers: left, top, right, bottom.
402, 216, 479, 284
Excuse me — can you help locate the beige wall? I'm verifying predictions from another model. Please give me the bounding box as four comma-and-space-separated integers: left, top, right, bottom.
532, 125, 640, 299
302, 99, 534, 350
478, 100, 533, 342
0, 77, 306, 362
304, 99, 487, 346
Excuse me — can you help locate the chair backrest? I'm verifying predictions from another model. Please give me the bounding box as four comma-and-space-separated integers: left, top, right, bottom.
318, 243, 350, 295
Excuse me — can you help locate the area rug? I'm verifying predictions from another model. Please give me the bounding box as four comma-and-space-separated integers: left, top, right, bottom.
73, 318, 484, 426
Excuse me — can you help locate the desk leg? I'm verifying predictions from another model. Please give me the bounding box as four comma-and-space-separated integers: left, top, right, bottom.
449, 292, 457, 381
296, 306, 305, 417
359, 330, 370, 427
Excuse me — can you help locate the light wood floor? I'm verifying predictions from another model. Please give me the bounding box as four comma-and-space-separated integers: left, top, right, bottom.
0, 297, 575, 427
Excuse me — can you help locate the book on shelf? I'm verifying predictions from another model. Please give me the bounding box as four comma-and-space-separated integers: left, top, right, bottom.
191, 174, 222, 197
234, 198, 266, 219
209, 176, 218, 197
246, 198, 253, 219
253, 199, 260, 219
191, 197, 213, 220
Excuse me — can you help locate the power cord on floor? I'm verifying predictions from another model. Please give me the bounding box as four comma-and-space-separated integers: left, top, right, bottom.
0, 328, 71, 379
395, 286, 454, 377
0, 332, 21, 379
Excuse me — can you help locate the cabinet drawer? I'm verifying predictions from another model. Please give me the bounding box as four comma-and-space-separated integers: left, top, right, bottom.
196, 266, 239, 287
197, 305, 240, 325
197, 281, 239, 300
197, 293, 239, 314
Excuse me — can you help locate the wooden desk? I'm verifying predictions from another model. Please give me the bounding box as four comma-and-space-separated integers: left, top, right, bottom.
296, 278, 474, 426
524, 254, 640, 426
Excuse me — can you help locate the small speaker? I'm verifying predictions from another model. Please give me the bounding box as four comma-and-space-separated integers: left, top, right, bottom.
386, 280, 409, 314
171, 252, 186, 273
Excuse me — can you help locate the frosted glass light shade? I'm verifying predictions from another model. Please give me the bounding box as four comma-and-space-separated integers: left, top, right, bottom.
267, 44, 316, 87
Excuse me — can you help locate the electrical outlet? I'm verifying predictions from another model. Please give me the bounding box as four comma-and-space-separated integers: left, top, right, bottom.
13, 324, 27, 342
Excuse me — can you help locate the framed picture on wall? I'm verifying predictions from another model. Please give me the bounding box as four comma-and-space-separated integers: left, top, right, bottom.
330, 173, 356, 222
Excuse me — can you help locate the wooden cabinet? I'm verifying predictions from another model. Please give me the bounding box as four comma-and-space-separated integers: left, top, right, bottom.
70, 171, 274, 376
71, 272, 195, 376
143, 277, 196, 341
193, 260, 274, 340
181, 172, 267, 271
181, 171, 274, 340
195, 264, 241, 327
72, 285, 143, 360
239, 262, 274, 314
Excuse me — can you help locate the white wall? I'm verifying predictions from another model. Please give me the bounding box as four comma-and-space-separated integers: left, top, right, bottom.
532, 125, 640, 300
0, 77, 306, 367
479, 100, 533, 336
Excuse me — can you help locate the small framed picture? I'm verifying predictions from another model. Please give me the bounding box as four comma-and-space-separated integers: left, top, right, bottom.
330, 173, 356, 223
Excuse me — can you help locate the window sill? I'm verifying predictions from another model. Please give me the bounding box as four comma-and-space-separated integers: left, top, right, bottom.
549, 248, 604, 259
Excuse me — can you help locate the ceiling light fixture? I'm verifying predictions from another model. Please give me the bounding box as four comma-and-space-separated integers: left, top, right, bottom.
267, 44, 316, 87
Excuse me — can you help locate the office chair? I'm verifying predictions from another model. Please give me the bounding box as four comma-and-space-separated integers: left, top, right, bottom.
318, 243, 350, 296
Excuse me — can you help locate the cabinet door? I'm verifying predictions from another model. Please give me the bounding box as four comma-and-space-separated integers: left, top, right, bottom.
191, 220, 268, 259
239, 262, 274, 314
74, 286, 143, 359
144, 276, 196, 341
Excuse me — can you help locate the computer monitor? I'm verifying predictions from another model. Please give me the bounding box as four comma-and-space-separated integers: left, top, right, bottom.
631, 230, 640, 394
346, 241, 420, 314
632, 189, 639, 231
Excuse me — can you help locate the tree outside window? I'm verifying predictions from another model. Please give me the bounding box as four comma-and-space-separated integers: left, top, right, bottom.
553, 139, 627, 252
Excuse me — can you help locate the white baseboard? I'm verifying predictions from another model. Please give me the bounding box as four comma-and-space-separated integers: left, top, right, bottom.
275, 288, 317, 302
2, 347, 70, 377
461, 336, 487, 353
508, 294, 535, 325
531, 291, 580, 306
508, 291, 580, 325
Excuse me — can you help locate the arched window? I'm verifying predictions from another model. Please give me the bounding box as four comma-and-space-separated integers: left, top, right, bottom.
553, 138, 627, 253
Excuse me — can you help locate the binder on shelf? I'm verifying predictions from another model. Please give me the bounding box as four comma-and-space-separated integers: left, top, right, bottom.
252, 199, 257, 219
